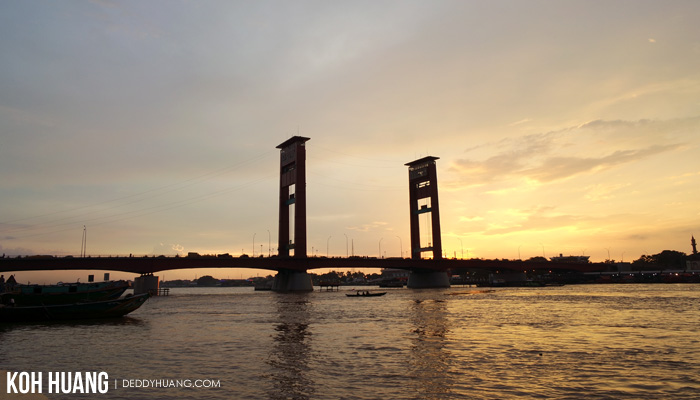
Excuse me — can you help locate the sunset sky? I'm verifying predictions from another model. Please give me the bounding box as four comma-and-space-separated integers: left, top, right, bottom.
1, 1, 699, 283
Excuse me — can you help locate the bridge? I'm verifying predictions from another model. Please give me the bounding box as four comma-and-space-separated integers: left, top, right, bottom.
0, 254, 606, 274
0, 136, 607, 291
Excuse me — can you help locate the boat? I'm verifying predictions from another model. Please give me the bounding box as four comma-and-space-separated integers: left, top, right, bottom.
0, 293, 151, 322
1, 280, 130, 307
346, 291, 387, 297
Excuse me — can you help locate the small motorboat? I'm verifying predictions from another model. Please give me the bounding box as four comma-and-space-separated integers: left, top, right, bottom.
346, 291, 387, 297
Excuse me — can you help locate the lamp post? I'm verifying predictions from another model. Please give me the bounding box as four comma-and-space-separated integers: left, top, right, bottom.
81, 225, 87, 258
379, 237, 384, 258
396, 236, 403, 258
344, 234, 349, 258
267, 229, 271, 257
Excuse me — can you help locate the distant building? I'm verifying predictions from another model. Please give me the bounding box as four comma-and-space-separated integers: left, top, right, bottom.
381, 268, 410, 280
550, 254, 590, 263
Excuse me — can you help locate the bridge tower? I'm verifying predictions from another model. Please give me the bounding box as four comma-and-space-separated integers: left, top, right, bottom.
406, 156, 443, 260
274, 136, 313, 292
405, 156, 449, 288
277, 136, 309, 258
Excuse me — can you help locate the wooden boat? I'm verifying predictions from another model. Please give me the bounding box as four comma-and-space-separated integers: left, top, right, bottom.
0, 293, 150, 322
346, 291, 387, 297
1, 280, 130, 306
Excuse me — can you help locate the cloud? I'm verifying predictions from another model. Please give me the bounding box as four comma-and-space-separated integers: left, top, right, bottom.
458, 205, 589, 237
468, 205, 646, 238
458, 215, 484, 222
450, 117, 695, 186
450, 132, 557, 185
487, 206, 579, 235
151, 243, 185, 256
521, 143, 681, 183
347, 221, 389, 232
584, 183, 631, 201
508, 118, 532, 127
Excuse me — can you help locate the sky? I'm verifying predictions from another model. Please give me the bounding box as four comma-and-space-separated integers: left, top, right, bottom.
1, 0, 699, 284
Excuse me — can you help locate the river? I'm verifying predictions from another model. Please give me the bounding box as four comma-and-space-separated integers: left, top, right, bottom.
1, 284, 699, 399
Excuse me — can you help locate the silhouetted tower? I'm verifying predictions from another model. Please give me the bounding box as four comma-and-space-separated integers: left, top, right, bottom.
406, 156, 442, 260
692, 236, 697, 255
277, 136, 309, 258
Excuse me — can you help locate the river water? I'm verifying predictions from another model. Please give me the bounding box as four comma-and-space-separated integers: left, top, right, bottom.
1, 284, 699, 399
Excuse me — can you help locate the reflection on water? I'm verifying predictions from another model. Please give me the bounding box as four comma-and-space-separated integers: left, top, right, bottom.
408, 295, 453, 399
0, 316, 146, 335
266, 294, 314, 400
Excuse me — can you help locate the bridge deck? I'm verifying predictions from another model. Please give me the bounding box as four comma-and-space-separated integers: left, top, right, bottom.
0, 256, 607, 274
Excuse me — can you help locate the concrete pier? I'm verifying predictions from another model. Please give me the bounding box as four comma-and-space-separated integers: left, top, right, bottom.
272, 269, 314, 292
407, 270, 450, 289
133, 274, 159, 295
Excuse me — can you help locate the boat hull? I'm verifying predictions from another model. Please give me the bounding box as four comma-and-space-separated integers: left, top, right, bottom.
0, 293, 150, 322
2, 281, 130, 306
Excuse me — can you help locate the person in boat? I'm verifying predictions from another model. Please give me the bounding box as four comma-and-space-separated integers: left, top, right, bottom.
6, 275, 16, 292
0, 274, 5, 293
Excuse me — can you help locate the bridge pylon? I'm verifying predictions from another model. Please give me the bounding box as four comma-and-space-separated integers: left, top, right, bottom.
406, 156, 443, 260
405, 156, 450, 288
274, 136, 313, 292
277, 136, 309, 258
